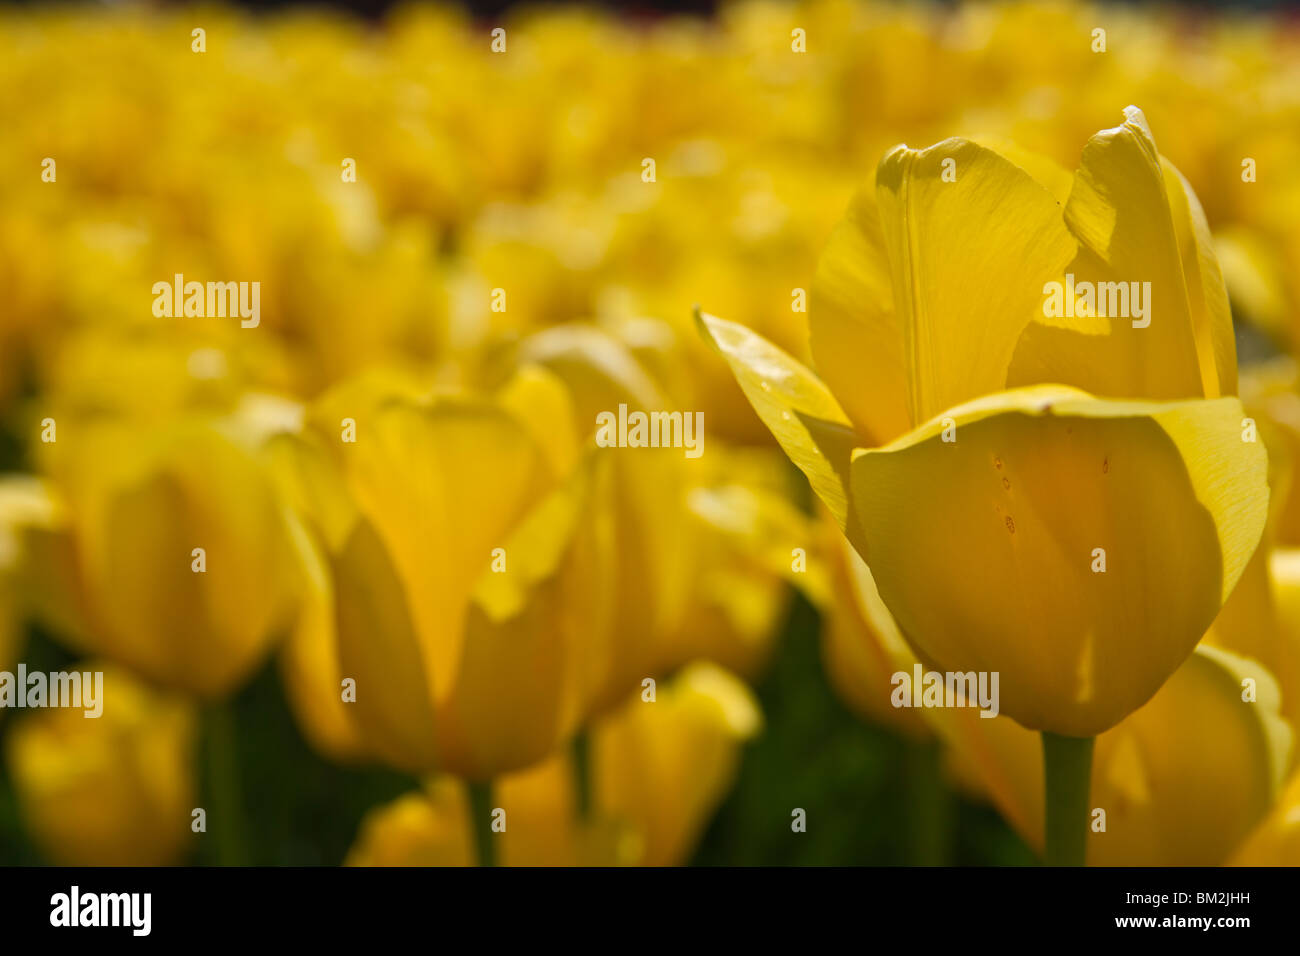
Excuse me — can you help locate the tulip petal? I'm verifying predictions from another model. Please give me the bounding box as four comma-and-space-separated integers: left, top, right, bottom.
594, 662, 760, 866
332, 516, 439, 772
809, 179, 911, 445
1008, 107, 1208, 400
575, 450, 694, 715
822, 530, 930, 738
850, 387, 1268, 734
517, 322, 667, 436
1090, 644, 1291, 865
278, 513, 368, 763
697, 309, 860, 532
336, 397, 551, 696
446, 573, 578, 779
1162, 159, 1237, 397
495, 364, 580, 480
874, 137, 1076, 423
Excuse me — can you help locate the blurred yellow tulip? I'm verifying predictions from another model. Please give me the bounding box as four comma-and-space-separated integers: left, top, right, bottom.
593, 661, 762, 866
345, 779, 475, 867
936, 643, 1291, 865
19, 419, 299, 698
5, 664, 197, 866
277, 369, 592, 779
346, 662, 760, 866
1231, 770, 1300, 866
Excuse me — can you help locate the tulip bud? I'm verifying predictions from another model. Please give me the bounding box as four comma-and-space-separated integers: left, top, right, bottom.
5, 664, 197, 866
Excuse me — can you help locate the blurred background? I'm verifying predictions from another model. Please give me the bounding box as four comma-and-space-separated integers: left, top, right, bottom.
2, 0, 1300, 866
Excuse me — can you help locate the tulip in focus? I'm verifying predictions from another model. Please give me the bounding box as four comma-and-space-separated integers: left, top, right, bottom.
701, 107, 1269, 864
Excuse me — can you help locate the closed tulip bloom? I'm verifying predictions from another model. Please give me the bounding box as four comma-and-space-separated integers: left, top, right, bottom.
5, 664, 197, 866
345, 779, 475, 867
20, 419, 299, 699
345, 765, 597, 868
344, 662, 760, 866
513, 324, 700, 712
592, 661, 762, 866
282, 368, 593, 779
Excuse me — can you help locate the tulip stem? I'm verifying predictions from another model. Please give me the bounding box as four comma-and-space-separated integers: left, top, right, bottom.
1041, 732, 1094, 867
902, 737, 950, 865
203, 701, 246, 867
468, 780, 498, 867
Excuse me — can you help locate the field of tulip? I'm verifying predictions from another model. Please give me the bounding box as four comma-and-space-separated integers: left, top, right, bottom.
1, 0, 1300, 871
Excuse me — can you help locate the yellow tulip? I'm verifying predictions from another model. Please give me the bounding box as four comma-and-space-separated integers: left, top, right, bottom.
277, 368, 592, 779
346, 761, 604, 868
702, 109, 1266, 737
345, 662, 760, 866
5, 663, 197, 866
701, 108, 1267, 863
19, 418, 299, 699
510, 324, 709, 709
593, 661, 762, 866
345, 779, 475, 867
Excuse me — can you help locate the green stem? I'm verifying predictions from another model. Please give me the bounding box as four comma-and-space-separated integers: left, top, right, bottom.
1041, 732, 1094, 867
902, 737, 951, 865
467, 780, 498, 867
203, 701, 245, 867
